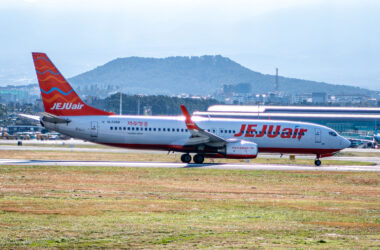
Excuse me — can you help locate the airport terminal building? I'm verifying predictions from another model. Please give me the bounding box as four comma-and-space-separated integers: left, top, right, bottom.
194, 105, 380, 138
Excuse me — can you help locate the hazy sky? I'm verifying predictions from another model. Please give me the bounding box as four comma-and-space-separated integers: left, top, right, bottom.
1, 0, 380, 90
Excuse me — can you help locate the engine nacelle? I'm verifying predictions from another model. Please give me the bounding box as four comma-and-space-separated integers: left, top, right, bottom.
224, 140, 258, 159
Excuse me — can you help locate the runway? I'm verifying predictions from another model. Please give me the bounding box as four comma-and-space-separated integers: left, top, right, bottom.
1, 139, 380, 172
1, 159, 379, 172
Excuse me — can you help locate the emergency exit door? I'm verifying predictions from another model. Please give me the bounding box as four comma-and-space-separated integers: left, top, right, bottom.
315, 128, 321, 143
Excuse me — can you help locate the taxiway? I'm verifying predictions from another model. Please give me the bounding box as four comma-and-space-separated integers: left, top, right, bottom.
0, 159, 379, 172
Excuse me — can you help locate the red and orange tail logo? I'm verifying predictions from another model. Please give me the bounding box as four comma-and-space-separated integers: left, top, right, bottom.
32, 52, 111, 116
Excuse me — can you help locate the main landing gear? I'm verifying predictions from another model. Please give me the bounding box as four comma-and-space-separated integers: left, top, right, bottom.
193, 154, 205, 164
180, 153, 205, 164
180, 153, 191, 163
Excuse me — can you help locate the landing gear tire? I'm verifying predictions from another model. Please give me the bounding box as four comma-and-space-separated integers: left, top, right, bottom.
193, 154, 205, 164
314, 159, 321, 166
181, 153, 192, 163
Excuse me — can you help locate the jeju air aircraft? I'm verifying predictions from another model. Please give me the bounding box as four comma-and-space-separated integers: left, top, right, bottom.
22, 52, 350, 166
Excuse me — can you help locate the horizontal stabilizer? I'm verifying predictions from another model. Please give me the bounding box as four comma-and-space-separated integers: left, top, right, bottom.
41, 112, 71, 124
18, 114, 40, 121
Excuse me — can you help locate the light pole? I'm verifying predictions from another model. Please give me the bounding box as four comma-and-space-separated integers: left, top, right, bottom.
119, 91, 122, 115
137, 94, 142, 115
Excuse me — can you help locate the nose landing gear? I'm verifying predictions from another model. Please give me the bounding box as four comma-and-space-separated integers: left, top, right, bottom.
315, 155, 322, 166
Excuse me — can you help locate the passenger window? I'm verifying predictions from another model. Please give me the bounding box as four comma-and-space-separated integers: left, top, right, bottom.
128, 127, 130, 131
163, 128, 166, 132
136, 127, 139, 131
153, 128, 156, 131
110, 127, 113, 130
177, 128, 179, 132
158, 128, 161, 131
181, 129, 184, 132
213, 130, 215, 133
132, 127, 134, 131
185, 129, 188, 132
172, 128, 175, 132
123, 127, 126, 131
145, 128, 147, 131
149, 128, 152, 131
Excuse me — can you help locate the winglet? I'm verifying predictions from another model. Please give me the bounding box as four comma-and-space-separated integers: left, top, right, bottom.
180, 105, 199, 130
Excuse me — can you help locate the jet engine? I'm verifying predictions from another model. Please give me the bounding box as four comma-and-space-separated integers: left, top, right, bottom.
218, 140, 258, 159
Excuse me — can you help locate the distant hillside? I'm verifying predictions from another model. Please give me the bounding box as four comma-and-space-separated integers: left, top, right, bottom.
68, 55, 378, 97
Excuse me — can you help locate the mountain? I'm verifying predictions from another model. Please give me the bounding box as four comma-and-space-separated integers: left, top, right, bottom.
68, 55, 378, 97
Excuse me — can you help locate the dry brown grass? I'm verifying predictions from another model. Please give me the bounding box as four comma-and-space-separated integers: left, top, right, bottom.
307, 221, 380, 229
1, 150, 171, 162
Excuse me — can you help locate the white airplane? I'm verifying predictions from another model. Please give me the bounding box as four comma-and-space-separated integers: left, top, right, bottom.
23, 52, 350, 166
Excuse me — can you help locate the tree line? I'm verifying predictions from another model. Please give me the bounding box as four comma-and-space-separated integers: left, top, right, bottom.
93, 93, 220, 115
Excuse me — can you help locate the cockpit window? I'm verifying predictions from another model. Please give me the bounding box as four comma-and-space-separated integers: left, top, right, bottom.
329, 131, 337, 136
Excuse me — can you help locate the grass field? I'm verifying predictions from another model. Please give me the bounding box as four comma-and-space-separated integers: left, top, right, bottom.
0, 164, 379, 248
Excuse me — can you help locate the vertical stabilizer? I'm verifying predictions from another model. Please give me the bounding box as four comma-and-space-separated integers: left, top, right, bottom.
32, 52, 112, 116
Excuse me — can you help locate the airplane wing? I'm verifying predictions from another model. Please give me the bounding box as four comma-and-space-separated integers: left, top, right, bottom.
180, 105, 227, 147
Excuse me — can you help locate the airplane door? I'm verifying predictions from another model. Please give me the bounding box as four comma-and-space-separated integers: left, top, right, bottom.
90, 121, 98, 137
315, 128, 321, 143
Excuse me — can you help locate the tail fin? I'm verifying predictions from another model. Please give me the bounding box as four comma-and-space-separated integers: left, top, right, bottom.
32, 52, 112, 116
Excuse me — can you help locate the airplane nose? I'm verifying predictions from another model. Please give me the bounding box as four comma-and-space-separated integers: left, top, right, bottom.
341, 137, 351, 149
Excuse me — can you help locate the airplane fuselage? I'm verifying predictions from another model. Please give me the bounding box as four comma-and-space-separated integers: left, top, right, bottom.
44, 115, 348, 156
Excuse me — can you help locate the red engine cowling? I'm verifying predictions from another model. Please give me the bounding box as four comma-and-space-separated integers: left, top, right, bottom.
224, 140, 258, 159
